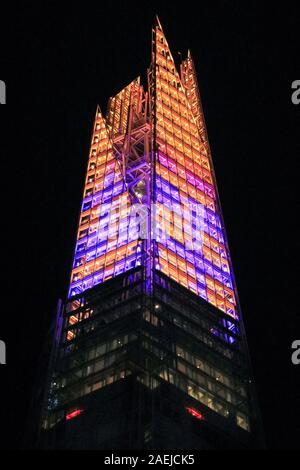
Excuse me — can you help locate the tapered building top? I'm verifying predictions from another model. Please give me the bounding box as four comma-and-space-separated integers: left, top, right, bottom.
68, 17, 238, 322
151, 17, 238, 318
41, 18, 263, 450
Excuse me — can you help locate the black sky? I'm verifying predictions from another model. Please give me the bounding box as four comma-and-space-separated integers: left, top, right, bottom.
0, 0, 299, 450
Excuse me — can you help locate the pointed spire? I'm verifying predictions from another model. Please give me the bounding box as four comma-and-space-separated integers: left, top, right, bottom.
180, 52, 208, 144
155, 15, 163, 31
152, 15, 181, 81
94, 104, 107, 127
95, 104, 102, 117
91, 104, 110, 144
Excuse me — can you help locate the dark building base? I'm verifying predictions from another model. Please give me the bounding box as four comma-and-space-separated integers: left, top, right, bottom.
40, 375, 258, 450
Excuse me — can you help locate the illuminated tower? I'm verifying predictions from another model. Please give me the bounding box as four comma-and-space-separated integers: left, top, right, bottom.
40, 18, 263, 449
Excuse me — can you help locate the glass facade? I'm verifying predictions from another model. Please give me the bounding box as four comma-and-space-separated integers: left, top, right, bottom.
153, 23, 237, 319
41, 18, 263, 450
68, 20, 237, 321
69, 101, 143, 298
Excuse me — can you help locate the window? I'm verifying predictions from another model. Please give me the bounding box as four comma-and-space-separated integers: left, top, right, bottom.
236, 412, 250, 431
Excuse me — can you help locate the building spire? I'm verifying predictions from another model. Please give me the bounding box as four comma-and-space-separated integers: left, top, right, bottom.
155, 14, 163, 31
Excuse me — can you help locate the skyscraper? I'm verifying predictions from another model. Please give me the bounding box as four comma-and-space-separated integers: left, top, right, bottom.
40, 17, 263, 449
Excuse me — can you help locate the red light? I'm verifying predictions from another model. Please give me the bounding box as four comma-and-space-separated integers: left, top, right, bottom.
66, 408, 84, 421
185, 406, 204, 420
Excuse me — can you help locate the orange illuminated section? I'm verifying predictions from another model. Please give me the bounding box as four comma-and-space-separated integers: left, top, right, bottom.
68, 102, 142, 298
152, 19, 237, 318
106, 78, 142, 138
68, 18, 238, 320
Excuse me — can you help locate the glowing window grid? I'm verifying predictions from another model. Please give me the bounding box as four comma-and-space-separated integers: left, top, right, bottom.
153, 24, 237, 319
68, 103, 142, 298
68, 22, 237, 320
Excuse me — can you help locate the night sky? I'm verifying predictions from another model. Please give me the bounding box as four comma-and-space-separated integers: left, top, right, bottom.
0, 1, 299, 450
